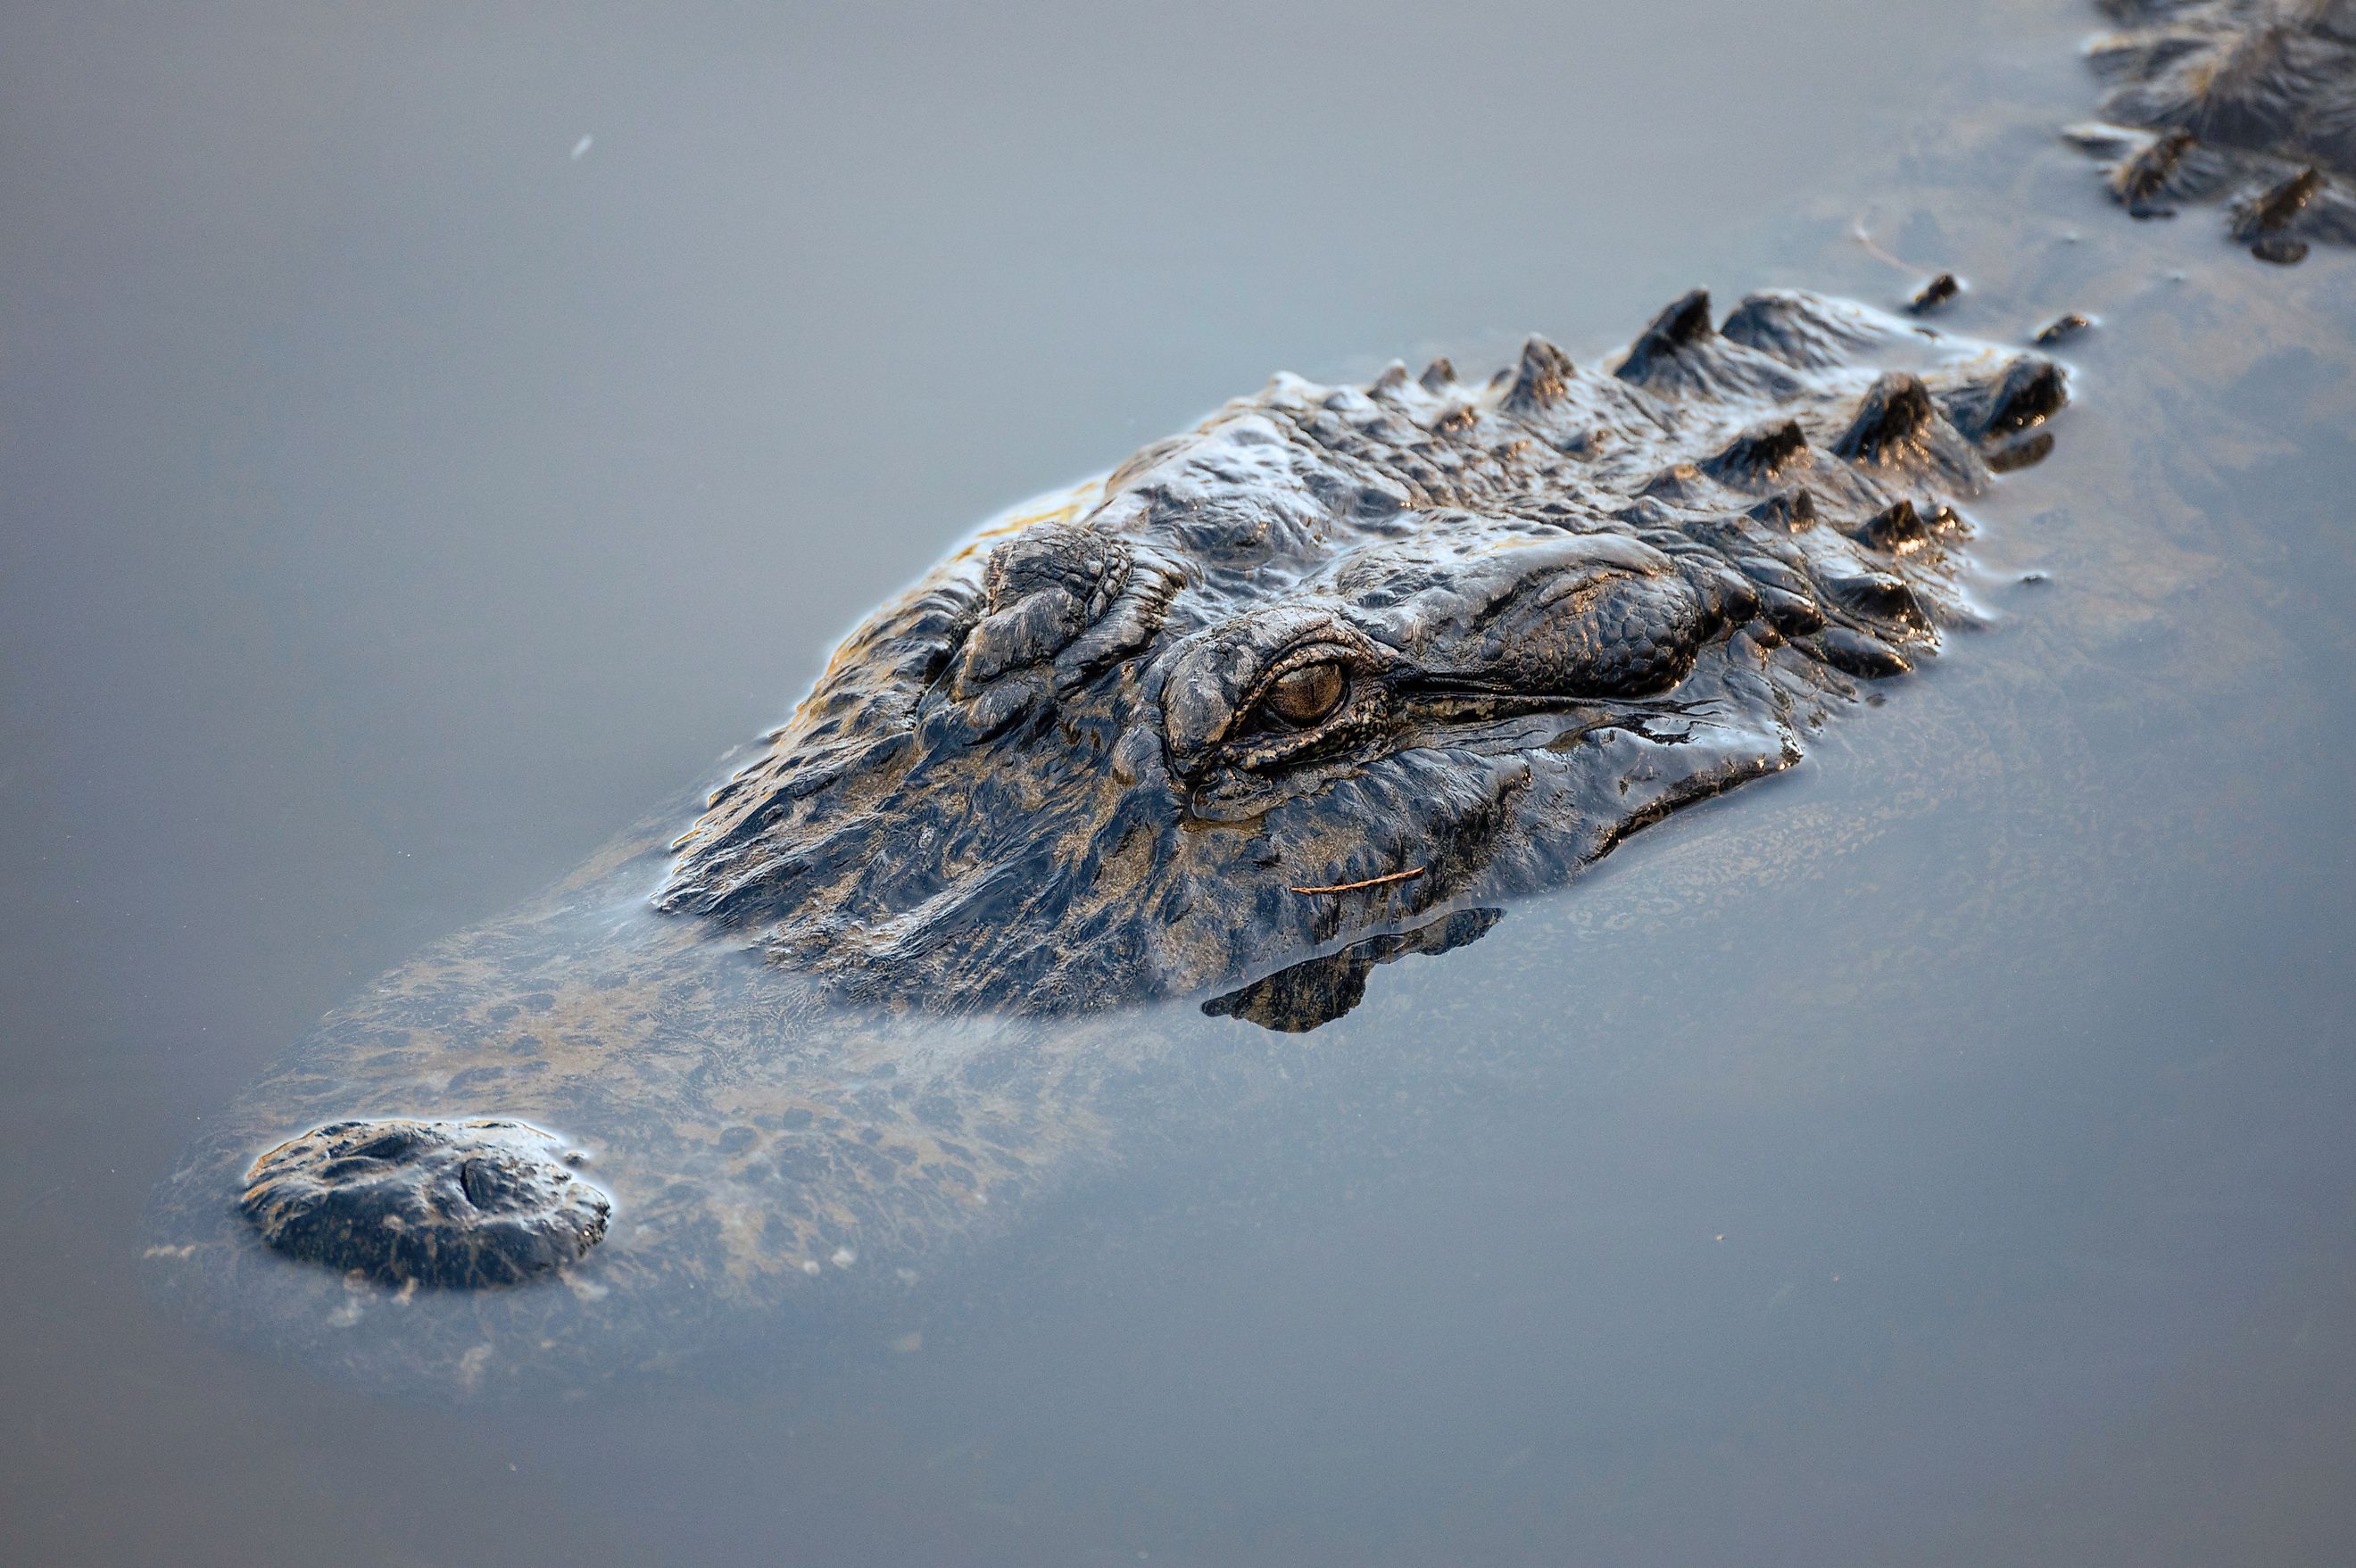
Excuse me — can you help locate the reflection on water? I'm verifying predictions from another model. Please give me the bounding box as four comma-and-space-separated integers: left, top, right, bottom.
1203, 908, 1506, 1032
4, 0, 2354, 1563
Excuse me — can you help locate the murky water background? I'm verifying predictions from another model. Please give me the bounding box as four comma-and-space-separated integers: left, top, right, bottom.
4, 0, 2353, 1563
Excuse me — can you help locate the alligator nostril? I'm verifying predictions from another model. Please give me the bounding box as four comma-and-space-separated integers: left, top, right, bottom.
458, 1157, 504, 1211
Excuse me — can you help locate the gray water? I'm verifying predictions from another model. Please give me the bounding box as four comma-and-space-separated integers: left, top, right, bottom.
4, 0, 2354, 1563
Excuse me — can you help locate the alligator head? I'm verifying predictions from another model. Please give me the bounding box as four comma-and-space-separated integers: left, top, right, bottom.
658, 289, 2065, 1017
144, 287, 2073, 1363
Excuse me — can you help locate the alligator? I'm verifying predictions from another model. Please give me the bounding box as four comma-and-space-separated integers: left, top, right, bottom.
145, 288, 2069, 1387
2068, 0, 2356, 262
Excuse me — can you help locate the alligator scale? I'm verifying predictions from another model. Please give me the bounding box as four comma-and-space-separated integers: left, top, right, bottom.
147, 288, 2070, 1385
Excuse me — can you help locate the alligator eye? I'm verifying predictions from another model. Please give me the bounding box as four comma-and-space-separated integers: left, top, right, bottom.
1262, 661, 1346, 727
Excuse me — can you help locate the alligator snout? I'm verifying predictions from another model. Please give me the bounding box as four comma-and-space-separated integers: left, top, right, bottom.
239, 1117, 609, 1288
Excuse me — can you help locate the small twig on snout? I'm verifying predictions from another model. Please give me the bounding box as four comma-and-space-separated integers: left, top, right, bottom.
1288, 866, 1427, 896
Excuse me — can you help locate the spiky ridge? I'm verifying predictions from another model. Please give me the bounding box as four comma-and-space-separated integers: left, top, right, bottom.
657, 289, 2066, 1016
2069, 0, 2356, 261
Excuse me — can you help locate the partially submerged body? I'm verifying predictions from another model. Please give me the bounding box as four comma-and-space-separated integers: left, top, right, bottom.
145, 289, 2070, 1391
2068, 0, 2356, 262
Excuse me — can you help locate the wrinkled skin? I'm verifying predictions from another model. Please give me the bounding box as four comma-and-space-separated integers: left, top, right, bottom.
660, 288, 2063, 1016
143, 289, 2069, 1391
240, 1120, 609, 1289
2068, 0, 2356, 262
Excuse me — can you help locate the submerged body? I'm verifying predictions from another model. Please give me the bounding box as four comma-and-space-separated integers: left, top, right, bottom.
145, 289, 2070, 1390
